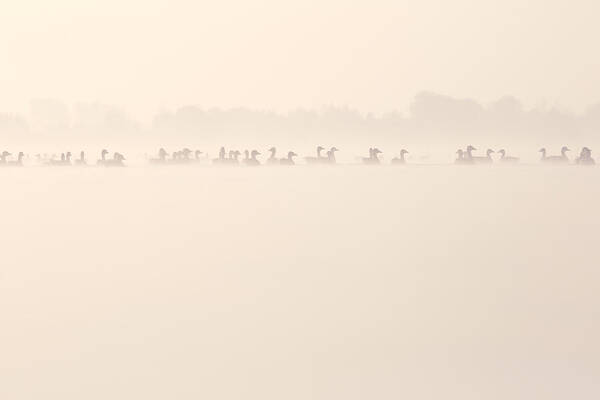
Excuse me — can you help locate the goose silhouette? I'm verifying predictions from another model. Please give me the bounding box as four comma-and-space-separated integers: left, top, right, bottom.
305, 146, 326, 164
469, 147, 494, 164
497, 149, 519, 163
391, 149, 409, 165
540, 147, 570, 163
50, 152, 72, 166
363, 148, 382, 165
74, 151, 87, 166
267, 147, 279, 165
455, 149, 473, 165
244, 150, 261, 166
325, 147, 339, 164
6, 152, 24, 166
0, 151, 12, 165
97, 149, 109, 165
150, 148, 168, 164
104, 152, 126, 167
280, 151, 298, 165
576, 147, 595, 165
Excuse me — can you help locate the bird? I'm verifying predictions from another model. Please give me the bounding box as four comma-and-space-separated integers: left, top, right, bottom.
75, 151, 87, 166
576, 147, 595, 165
540, 146, 570, 163
363, 148, 382, 165
391, 149, 409, 165
497, 149, 519, 163
97, 149, 109, 165
244, 150, 261, 166
325, 147, 339, 164
455, 149, 473, 165
150, 148, 168, 164
305, 146, 326, 164
469, 147, 495, 164
0, 151, 12, 165
103, 152, 126, 167
280, 151, 297, 165
6, 152, 24, 166
267, 147, 279, 165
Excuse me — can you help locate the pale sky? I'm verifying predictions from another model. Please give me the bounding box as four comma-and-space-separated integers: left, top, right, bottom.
0, 0, 599, 121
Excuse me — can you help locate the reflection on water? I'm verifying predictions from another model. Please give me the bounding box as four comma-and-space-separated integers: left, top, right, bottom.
1, 166, 599, 399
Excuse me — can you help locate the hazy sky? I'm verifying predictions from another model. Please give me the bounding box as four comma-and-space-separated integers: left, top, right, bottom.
1, 0, 599, 121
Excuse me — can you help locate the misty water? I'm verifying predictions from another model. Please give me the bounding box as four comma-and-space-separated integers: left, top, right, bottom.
2, 164, 599, 399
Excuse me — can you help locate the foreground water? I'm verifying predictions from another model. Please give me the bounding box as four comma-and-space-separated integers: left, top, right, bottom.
1, 165, 599, 399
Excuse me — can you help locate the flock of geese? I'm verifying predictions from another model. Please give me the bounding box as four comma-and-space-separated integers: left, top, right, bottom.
0, 146, 596, 167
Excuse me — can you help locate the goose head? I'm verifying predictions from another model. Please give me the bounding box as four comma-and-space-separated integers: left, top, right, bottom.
330, 147, 339, 153
268, 147, 276, 156
195, 150, 203, 159
288, 151, 297, 159
373, 148, 382, 156
251, 150, 261, 159
561, 146, 570, 154
158, 148, 167, 157
456, 149, 464, 157
486, 149, 495, 156
539, 148, 546, 154
101, 149, 109, 159
400, 149, 409, 155
498, 149, 506, 157
467, 145, 476, 152
1, 151, 11, 158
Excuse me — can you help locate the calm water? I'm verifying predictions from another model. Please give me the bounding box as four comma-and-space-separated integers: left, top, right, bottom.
2, 165, 599, 399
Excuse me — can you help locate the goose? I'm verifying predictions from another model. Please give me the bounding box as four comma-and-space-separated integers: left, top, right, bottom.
0, 151, 11, 165
497, 149, 519, 163
326, 147, 339, 164
576, 147, 595, 165
194, 150, 203, 161
455, 149, 473, 165
305, 146, 326, 164
7, 152, 24, 166
225, 150, 241, 165
363, 148, 382, 165
104, 152, 126, 167
97, 149, 109, 165
391, 149, 409, 165
150, 148, 168, 164
469, 148, 494, 164
75, 151, 87, 166
213, 147, 227, 165
280, 151, 297, 165
181, 148, 193, 161
267, 147, 278, 165
540, 146, 570, 163
50, 152, 72, 166
245, 150, 261, 166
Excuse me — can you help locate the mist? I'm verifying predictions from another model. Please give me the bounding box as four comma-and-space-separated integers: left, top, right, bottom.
1, 1, 600, 399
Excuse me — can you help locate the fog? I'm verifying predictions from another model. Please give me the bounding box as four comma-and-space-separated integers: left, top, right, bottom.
2, 0, 600, 398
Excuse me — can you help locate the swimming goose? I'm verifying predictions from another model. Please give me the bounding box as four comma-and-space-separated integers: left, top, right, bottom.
104, 152, 126, 167
267, 147, 279, 165
0, 151, 11, 165
50, 152, 72, 166
305, 146, 326, 164
540, 146, 570, 163
245, 150, 261, 166
97, 149, 109, 165
195, 150, 203, 161
326, 147, 339, 164
280, 151, 298, 165
150, 148, 168, 164
391, 149, 409, 165
469, 148, 495, 164
576, 147, 595, 165
363, 148, 382, 165
455, 149, 473, 165
75, 151, 87, 166
497, 149, 519, 163
7, 152, 24, 166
